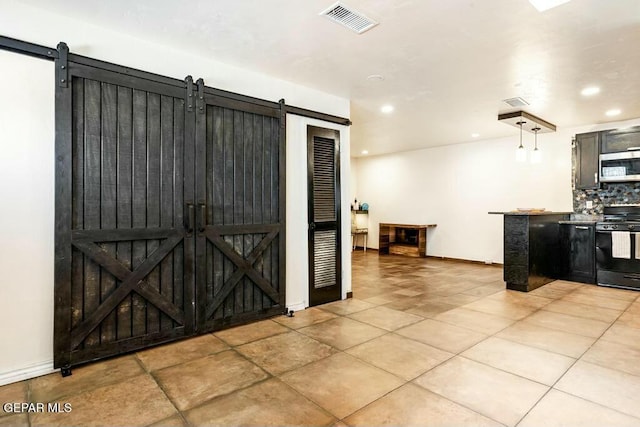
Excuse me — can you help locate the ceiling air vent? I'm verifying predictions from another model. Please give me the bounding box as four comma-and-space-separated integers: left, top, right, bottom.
503, 97, 530, 108
320, 2, 379, 34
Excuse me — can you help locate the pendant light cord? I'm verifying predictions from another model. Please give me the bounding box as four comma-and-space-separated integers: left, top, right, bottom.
518, 121, 524, 148
533, 127, 540, 149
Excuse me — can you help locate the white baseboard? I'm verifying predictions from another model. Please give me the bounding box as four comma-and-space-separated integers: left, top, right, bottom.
0, 360, 56, 386
286, 301, 307, 312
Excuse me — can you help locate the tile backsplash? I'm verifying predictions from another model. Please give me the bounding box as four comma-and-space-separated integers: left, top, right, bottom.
574, 183, 640, 215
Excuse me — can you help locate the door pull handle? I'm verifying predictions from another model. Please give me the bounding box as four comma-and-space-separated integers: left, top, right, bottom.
198, 203, 206, 233
575, 226, 589, 230
185, 203, 195, 234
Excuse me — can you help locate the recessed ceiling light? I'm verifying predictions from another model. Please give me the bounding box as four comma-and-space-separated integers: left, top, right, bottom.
366, 74, 384, 81
581, 86, 600, 96
471, 133, 480, 138
381, 105, 394, 113
528, 0, 571, 12
361, 150, 369, 155
606, 109, 621, 117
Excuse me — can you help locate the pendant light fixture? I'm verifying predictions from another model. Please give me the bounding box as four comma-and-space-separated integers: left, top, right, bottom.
516, 120, 527, 162
531, 127, 542, 163
498, 110, 556, 164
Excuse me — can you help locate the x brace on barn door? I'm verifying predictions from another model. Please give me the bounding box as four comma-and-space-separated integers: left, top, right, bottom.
203, 226, 280, 320
69, 229, 185, 350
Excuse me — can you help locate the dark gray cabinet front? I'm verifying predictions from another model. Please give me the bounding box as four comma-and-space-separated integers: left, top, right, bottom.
600, 126, 640, 153
575, 132, 600, 190
561, 224, 596, 284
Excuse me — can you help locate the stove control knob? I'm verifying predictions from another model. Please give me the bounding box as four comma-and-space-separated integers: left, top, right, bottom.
613, 225, 618, 229
604, 225, 609, 229
630, 225, 635, 230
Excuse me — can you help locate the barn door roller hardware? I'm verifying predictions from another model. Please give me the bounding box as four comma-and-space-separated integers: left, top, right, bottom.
196, 78, 205, 114
185, 75, 194, 113
56, 42, 68, 88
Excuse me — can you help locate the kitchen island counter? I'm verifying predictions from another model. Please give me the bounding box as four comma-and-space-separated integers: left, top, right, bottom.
491, 211, 571, 292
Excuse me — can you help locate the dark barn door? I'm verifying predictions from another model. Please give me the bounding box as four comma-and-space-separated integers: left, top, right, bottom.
194, 83, 286, 331
54, 61, 194, 369
55, 54, 286, 371
307, 126, 341, 306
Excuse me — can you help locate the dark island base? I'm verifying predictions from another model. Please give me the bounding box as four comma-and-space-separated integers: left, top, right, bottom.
506, 279, 552, 292
493, 212, 571, 292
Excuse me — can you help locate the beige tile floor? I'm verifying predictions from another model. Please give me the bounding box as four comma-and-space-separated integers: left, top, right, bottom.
2, 251, 640, 426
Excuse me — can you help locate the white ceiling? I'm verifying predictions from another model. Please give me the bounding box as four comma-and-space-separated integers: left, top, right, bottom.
21, 0, 640, 156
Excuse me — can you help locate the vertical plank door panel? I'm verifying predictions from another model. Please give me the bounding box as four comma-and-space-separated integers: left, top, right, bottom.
146, 92, 161, 335
100, 82, 118, 345
82, 78, 102, 348
160, 95, 175, 331
70, 77, 85, 334
116, 86, 133, 341
131, 88, 148, 338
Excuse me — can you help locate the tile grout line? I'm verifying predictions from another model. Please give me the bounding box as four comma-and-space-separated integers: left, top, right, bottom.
322, 298, 506, 425
132, 351, 191, 427
147, 346, 275, 425
512, 289, 638, 426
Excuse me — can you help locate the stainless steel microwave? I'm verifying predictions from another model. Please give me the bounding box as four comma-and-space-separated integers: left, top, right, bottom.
600, 150, 640, 182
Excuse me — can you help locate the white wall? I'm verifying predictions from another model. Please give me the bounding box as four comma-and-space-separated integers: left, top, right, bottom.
0, 1, 349, 384
0, 51, 55, 384
286, 115, 352, 310
355, 117, 640, 263
350, 157, 358, 203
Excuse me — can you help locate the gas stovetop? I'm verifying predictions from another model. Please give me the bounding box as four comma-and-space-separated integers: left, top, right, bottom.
597, 205, 640, 231
601, 205, 640, 223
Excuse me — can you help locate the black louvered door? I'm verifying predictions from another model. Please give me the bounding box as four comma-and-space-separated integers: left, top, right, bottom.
307, 126, 341, 306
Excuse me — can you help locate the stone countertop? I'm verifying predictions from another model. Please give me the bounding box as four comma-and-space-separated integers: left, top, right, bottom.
570, 213, 603, 222
488, 211, 573, 216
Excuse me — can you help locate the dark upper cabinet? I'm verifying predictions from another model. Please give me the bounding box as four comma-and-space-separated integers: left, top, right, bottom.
575, 132, 600, 190
560, 224, 596, 284
601, 126, 640, 153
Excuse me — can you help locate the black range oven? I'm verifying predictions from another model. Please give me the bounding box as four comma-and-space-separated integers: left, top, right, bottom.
596, 205, 640, 290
